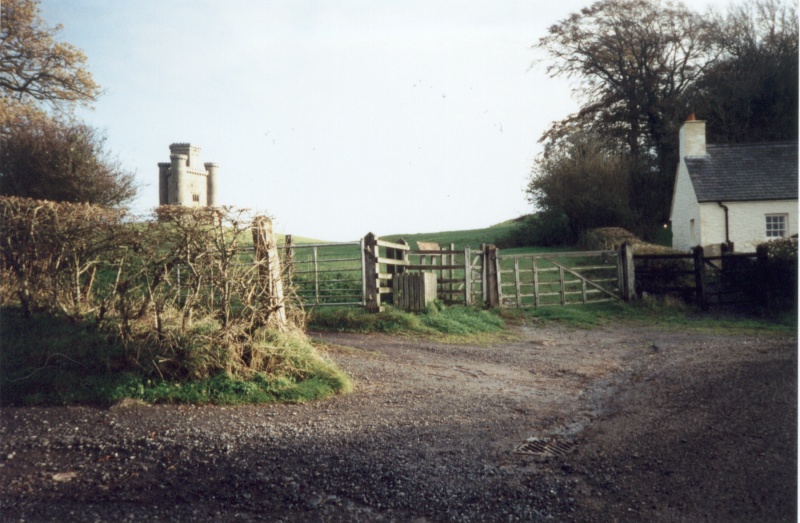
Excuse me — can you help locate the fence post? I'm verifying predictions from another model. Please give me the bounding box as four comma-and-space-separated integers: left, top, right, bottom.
364, 233, 381, 312
464, 245, 472, 305
252, 216, 287, 330
480, 243, 487, 306
693, 245, 707, 309
284, 234, 294, 283
756, 244, 769, 306
484, 244, 500, 308
620, 242, 636, 301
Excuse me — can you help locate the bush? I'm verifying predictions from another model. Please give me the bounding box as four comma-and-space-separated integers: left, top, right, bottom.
496, 210, 573, 248
756, 237, 798, 309
0, 197, 350, 404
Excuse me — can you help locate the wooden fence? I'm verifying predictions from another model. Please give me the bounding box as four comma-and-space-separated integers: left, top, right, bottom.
633, 245, 769, 309
262, 233, 791, 312
362, 234, 493, 312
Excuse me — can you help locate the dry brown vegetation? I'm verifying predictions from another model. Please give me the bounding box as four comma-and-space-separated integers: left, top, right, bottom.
0, 196, 304, 381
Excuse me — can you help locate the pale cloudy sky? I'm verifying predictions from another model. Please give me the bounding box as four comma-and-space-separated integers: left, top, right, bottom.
40, 0, 734, 241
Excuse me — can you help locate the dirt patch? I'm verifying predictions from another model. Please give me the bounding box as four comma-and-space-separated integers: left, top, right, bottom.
0, 323, 795, 521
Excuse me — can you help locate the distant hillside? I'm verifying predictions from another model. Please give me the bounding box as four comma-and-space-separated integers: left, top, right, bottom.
382, 218, 523, 250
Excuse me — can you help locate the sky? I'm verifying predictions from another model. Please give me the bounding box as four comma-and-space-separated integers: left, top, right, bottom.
40, 0, 734, 242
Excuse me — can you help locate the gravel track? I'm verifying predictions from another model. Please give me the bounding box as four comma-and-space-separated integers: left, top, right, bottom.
1, 322, 796, 522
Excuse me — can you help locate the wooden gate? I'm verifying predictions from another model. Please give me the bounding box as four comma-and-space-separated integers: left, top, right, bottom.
495, 250, 623, 307
362, 235, 490, 311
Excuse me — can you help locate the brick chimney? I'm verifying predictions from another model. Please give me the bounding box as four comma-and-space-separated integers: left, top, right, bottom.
679, 113, 706, 158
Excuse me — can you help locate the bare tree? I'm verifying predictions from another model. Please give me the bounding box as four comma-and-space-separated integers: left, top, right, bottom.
0, 0, 100, 108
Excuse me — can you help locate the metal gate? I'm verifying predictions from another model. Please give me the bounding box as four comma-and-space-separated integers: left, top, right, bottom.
495, 250, 622, 307
280, 239, 366, 307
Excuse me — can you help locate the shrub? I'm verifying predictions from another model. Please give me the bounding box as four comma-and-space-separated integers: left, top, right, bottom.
0, 197, 350, 404
496, 210, 573, 248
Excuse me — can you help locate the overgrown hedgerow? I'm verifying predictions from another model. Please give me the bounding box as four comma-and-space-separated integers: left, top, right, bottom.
0, 197, 351, 405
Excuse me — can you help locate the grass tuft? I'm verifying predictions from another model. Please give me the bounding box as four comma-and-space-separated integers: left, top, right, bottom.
0, 306, 351, 406
307, 304, 505, 336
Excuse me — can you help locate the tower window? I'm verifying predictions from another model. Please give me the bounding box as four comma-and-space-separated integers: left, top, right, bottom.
192, 194, 200, 203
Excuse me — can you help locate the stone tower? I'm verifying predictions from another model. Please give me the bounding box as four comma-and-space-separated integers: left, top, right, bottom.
158, 143, 219, 207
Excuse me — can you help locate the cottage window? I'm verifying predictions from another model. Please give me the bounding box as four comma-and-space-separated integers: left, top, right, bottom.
765, 214, 787, 238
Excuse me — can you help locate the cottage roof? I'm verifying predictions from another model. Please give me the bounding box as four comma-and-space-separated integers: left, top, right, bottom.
685, 142, 798, 202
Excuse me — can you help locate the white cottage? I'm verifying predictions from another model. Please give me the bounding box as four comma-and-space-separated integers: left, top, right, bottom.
669, 117, 798, 253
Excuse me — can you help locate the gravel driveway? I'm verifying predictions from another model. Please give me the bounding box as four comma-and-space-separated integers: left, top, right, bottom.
1, 321, 796, 522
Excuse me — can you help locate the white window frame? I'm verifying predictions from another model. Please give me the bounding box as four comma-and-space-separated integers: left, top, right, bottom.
765, 214, 787, 239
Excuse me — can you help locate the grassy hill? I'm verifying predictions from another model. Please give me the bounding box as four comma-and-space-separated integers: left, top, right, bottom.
380, 217, 575, 255
281, 217, 573, 256
381, 219, 520, 250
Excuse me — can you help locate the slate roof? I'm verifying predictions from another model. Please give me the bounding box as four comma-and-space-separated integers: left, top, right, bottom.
685, 142, 798, 202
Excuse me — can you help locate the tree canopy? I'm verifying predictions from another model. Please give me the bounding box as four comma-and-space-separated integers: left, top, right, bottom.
536, 0, 715, 165
1, 110, 136, 207
0, 0, 100, 109
528, 132, 634, 237
527, 0, 798, 242
0, 0, 136, 207
689, 0, 798, 143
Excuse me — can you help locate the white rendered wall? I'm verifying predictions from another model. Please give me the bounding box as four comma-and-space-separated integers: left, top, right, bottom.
699, 199, 798, 252
670, 162, 701, 252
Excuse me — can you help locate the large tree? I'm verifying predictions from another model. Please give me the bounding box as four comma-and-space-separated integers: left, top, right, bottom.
689, 0, 798, 143
534, 0, 718, 235
536, 0, 715, 162
0, 0, 100, 108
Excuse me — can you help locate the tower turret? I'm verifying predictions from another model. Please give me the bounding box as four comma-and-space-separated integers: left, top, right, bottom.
170, 153, 188, 205
205, 162, 219, 207
157, 162, 170, 205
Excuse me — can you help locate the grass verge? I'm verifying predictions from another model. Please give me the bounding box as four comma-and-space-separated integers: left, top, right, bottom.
499, 299, 797, 335
0, 307, 351, 406
307, 303, 506, 337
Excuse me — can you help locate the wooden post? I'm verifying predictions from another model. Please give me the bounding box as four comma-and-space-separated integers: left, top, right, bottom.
364, 233, 381, 312
532, 257, 540, 307
620, 242, 636, 302
464, 245, 472, 305
513, 258, 522, 307
756, 244, 769, 306
484, 244, 500, 308
252, 216, 287, 329
693, 245, 707, 310
284, 234, 294, 284
398, 239, 409, 271
360, 237, 367, 306
480, 243, 487, 306
449, 242, 455, 304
